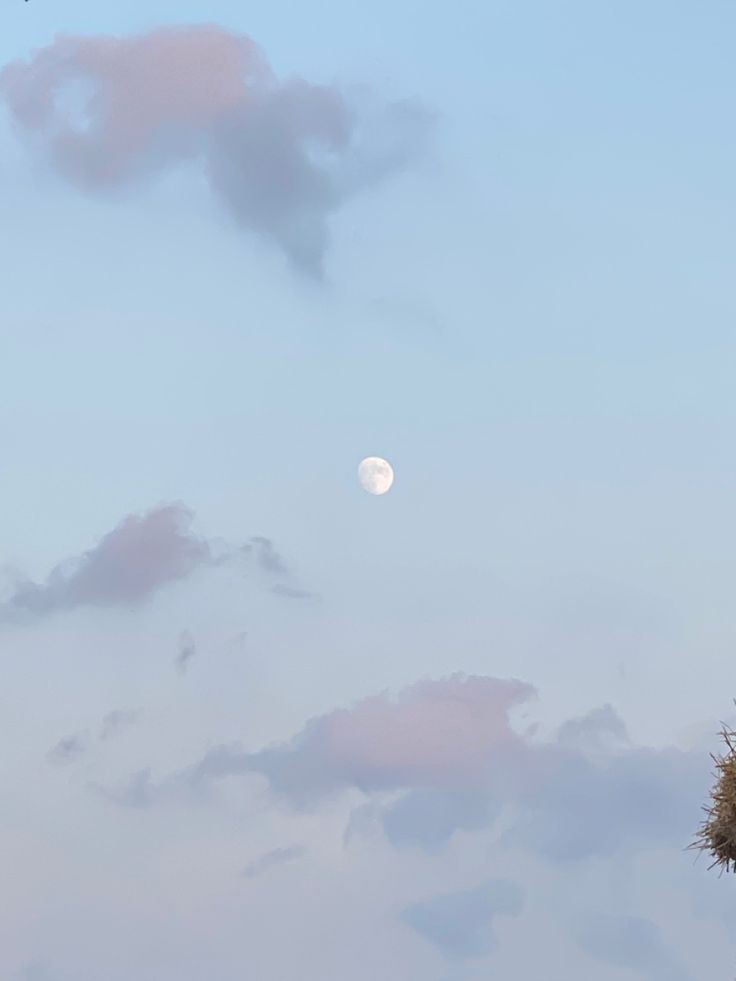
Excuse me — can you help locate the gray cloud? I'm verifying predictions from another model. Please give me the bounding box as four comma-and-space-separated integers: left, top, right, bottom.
241, 844, 306, 878
247, 537, 289, 576
576, 913, 693, 981
47, 732, 88, 766
0, 25, 433, 277
401, 879, 524, 960
175, 630, 197, 675
555, 702, 631, 755
270, 583, 312, 600
382, 787, 500, 852
91, 768, 153, 809
501, 742, 707, 863
99, 708, 142, 741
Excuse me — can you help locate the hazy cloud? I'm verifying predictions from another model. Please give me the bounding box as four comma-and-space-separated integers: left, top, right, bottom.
247, 537, 288, 576
0, 24, 433, 276
576, 913, 693, 980
241, 844, 306, 878
501, 742, 706, 863
176, 630, 197, 675
401, 879, 525, 960
270, 583, 312, 600
99, 708, 142, 741
382, 786, 500, 852
47, 732, 88, 766
92, 768, 153, 809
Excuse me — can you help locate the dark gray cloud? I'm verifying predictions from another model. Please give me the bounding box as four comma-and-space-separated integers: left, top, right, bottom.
576, 913, 693, 980
401, 879, 524, 960
47, 732, 88, 766
0, 25, 433, 277
241, 844, 306, 878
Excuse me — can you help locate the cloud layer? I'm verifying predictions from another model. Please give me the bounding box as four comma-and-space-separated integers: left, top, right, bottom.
164, 672, 708, 865
0, 24, 432, 275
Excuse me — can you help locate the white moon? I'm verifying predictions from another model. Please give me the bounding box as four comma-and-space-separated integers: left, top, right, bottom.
358, 456, 394, 495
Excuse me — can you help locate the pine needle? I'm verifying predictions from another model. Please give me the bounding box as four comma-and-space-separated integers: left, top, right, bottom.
688, 712, 736, 877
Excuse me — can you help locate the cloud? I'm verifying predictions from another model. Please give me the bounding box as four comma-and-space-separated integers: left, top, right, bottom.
382, 786, 500, 852
554, 702, 631, 755
0, 502, 301, 624
175, 630, 196, 675
576, 913, 693, 981
501, 740, 706, 863
91, 768, 154, 809
47, 732, 88, 766
0, 24, 433, 276
157, 672, 709, 866
401, 879, 524, 960
247, 537, 289, 576
0, 503, 211, 621
270, 583, 312, 600
184, 674, 534, 808
241, 844, 306, 878
99, 708, 142, 741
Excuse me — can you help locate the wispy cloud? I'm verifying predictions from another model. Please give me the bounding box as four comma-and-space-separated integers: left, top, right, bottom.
401, 879, 525, 960
576, 913, 693, 981
99, 708, 142, 741
175, 630, 196, 675
241, 845, 306, 879
0, 24, 433, 277
47, 732, 89, 766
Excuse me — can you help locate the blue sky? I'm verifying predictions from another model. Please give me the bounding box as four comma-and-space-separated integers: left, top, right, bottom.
2, 2, 736, 979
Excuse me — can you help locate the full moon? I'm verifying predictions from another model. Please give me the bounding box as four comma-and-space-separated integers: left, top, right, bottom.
358, 456, 394, 495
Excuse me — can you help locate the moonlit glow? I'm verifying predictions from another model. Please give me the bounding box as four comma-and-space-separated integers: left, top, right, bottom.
358, 457, 394, 495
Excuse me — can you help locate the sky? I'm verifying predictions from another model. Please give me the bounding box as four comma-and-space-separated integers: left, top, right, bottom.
2, 1, 736, 978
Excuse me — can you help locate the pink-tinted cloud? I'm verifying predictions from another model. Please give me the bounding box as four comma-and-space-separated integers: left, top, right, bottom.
319, 674, 534, 786
0, 502, 305, 622
186, 674, 536, 806
169, 673, 707, 861
1, 503, 210, 619
0, 25, 432, 276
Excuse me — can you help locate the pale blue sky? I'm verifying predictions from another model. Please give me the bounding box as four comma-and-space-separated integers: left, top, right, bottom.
2, 2, 736, 979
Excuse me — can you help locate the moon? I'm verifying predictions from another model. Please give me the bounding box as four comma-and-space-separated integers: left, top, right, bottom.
358, 456, 394, 495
